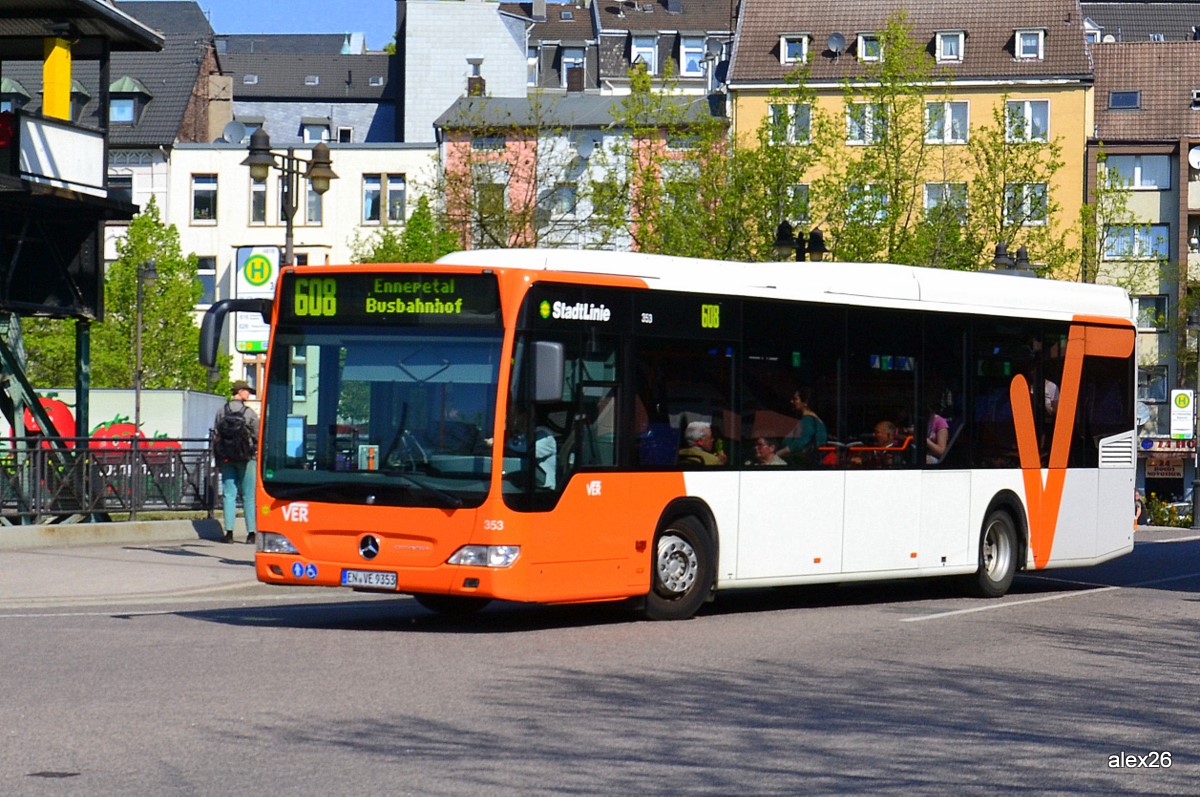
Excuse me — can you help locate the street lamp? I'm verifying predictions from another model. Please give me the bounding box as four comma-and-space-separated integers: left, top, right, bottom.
241, 128, 337, 265
132, 258, 157, 521
991, 242, 1035, 275
772, 219, 829, 261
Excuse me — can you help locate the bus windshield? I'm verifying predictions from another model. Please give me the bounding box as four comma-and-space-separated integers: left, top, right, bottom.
261, 326, 503, 508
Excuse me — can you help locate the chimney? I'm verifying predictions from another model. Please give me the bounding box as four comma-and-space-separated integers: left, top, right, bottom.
467, 76, 486, 96
533, 0, 547, 21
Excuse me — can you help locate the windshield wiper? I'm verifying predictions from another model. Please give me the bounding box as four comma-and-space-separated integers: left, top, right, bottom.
393, 473, 463, 509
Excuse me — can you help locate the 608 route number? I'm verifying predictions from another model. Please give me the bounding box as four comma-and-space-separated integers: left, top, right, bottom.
294, 277, 337, 316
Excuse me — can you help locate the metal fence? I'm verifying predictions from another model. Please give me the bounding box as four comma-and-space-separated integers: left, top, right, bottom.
0, 437, 216, 525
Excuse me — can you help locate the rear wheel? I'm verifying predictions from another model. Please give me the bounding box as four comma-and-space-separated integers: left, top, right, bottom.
411, 593, 492, 616
963, 509, 1018, 598
644, 516, 714, 621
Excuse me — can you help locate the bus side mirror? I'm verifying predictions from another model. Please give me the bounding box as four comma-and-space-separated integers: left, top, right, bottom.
532, 341, 564, 403
199, 299, 273, 367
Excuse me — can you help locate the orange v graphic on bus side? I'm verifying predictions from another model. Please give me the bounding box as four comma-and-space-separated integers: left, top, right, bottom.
1009, 320, 1134, 569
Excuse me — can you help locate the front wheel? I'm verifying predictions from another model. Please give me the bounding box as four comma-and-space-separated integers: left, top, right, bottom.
962, 509, 1018, 598
411, 593, 492, 616
644, 516, 714, 621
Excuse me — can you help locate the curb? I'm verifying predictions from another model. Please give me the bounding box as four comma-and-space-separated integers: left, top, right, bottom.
0, 518, 224, 550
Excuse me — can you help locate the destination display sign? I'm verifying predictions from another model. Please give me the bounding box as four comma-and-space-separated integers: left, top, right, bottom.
276, 271, 501, 327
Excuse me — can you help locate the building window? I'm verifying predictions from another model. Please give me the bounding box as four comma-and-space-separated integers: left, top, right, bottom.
292, 363, 307, 401
849, 184, 888, 223
1139, 364, 1168, 401
1015, 29, 1044, 60
924, 182, 968, 218
306, 180, 323, 225
1004, 183, 1048, 225
369, 76, 385, 87
925, 101, 968, 143
780, 35, 808, 65
542, 183, 578, 219
250, 178, 267, 224
337, 126, 353, 143
196, 256, 216, 306
363, 174, 382, 223
1109, 91, 1140, 110
789, 183, 810, 224
632, 35, 658, 74
304, 75, 320, 86
108, 173, 133, 205
858, 34, 882, 62
1105, 225, 1169, 261
527, 46, 539, 86
561, 47, 585, 88
110, 97, 136, 124
386, 174, 406, 223
770, 103, 811, 144
1106, 155, 1171, 190
362, 173, 406, 224
243, 74, 258, 85
680, 36, 706, 77
1135, 296, 1169, 332
846, 103, 887, 144
301, 123, 329, 142
472, 135, 506, 150
1005, 99, 1049, 142
936, 32, 964, 62
191, 174, 217, 222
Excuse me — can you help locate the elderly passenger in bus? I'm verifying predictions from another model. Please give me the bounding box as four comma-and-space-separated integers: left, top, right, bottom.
745, 436, 786, 466
850, 420, 906, 468
678, 421, 727, 466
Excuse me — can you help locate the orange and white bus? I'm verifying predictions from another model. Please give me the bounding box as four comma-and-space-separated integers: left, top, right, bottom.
200, 249, 1136, 620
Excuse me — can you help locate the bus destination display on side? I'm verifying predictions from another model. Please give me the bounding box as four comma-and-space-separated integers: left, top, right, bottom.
278, 271, 502, 326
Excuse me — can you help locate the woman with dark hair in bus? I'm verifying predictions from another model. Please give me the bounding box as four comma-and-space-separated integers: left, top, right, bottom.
778, 387, 827, 466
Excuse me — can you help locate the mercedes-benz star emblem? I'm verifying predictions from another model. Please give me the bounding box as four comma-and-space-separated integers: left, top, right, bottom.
359, 535, 380, 560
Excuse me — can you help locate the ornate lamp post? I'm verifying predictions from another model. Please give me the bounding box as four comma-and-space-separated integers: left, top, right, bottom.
241, 128, 337, 265
772, 219, 829, 262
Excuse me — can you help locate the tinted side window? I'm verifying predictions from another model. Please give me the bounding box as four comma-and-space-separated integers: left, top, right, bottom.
844, 308, 920, 468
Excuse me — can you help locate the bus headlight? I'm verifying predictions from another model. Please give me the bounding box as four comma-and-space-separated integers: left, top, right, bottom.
258, 532, 299, 554
447, 545, 521, 568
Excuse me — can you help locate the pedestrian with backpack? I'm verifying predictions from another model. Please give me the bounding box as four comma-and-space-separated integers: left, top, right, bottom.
212, 380, 259, 543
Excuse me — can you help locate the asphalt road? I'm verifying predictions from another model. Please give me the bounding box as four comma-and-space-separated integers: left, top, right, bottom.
0, 529, 1197, 795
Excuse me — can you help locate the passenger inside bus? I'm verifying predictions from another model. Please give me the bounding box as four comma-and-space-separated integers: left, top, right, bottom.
678, 421, 727, 466
745, 436, 786, 466
776, 387, 828, 467
492, 409, 557, 489
850, 420, 910, 468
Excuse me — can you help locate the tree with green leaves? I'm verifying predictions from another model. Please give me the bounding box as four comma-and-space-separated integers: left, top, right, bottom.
349, 195, 459, 263
22, 197, 225, 395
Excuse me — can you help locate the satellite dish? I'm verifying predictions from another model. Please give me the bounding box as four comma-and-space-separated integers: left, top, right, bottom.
1136, 402, 1151, 426
827, 32, 846, 55
222, 120, 247, 145
1188, 147, 1200, 170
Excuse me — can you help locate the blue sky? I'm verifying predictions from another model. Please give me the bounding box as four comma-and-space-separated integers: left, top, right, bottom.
193, 0, 398, 50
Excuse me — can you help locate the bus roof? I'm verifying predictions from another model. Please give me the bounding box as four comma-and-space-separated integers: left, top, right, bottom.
434, 248, 1133, 323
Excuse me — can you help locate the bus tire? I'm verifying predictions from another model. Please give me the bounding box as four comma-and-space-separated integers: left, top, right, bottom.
963, 509, 1018, 598
412, 593, 492, 616
644, 516, 713, 621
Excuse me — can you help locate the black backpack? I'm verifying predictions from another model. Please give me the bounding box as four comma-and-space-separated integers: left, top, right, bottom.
212, 402, 255, 462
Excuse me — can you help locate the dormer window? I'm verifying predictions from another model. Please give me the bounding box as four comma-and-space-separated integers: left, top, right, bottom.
680, 36, 706, 76
780, 34, 809, 65
632, 35, 658, 74
69, 79, 90, 123
1015, 29, 1044, 60
858, 33, 882, 62
936, 31, 964, 62
0, 77, 31, 113
108, 75, 152, 125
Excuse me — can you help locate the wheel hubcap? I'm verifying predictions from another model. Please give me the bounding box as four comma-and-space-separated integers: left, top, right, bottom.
984, 521, 1011, 579
657, 534, 698, 595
